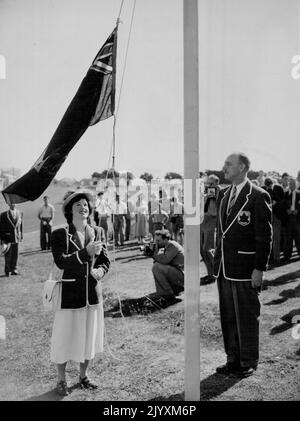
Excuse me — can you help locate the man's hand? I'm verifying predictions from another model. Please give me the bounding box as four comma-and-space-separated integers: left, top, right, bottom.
251, 269, 263, 288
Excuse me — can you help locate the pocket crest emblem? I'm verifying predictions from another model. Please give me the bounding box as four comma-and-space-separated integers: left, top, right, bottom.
238, 210, 251, 226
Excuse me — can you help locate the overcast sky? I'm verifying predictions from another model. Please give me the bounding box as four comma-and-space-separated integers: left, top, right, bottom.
0, 0, 300, 180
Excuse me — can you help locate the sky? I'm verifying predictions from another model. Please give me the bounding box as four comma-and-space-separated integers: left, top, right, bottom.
0, 0, 300, 181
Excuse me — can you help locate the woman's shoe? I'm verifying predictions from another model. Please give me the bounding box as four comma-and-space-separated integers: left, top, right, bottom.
79, 376, 98, 390
56, 380, 69, 396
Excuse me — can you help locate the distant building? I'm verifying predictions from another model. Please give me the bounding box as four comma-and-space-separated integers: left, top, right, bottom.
1, 167, 21, 179
0, 167, 21, 189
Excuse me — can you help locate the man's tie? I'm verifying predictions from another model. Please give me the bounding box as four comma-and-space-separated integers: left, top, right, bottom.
227, 186, 237, 217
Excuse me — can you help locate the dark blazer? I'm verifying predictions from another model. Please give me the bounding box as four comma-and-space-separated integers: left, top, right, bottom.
51, 223, 110, 309
0, 210, 23, 244
213, 180, 272, 280
284, 190, 300, 222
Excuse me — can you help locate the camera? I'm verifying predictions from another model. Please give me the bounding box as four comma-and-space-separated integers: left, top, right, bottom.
141, 242, 156, 257
205, 186, 216, 197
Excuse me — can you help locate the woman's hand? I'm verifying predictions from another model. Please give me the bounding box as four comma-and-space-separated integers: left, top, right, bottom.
86, 241, 103, 257
91, 267, 105, 281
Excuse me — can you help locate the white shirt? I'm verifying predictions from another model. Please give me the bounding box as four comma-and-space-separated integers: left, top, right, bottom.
227, 178, 248, 213
38, 204, 55, 219
290, 190, 296, 211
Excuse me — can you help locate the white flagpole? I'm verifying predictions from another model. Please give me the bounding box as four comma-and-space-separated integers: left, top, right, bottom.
184, 0, 200, 401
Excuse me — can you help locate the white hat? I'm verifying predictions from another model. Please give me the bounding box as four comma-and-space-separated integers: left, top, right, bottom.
62, 190, 94, 213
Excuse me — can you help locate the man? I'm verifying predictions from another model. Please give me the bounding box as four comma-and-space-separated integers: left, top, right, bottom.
152, 229, 184, 303
38, 195, 55, 250
0, 203, 23, 276
200, 174, 219, 285
283, 178, 300, 261
263, 178, 286, 266
169, 196, 184, 245
214, 153, 272, 378
112, 194, 127, 247
280, 172, 290, 192
94, 192, 110, 242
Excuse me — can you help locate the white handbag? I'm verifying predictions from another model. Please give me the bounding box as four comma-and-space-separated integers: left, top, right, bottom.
42, 263, 62, 311
42, 278, 61, 311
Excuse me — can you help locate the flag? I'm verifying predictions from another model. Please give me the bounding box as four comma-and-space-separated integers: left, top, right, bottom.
2, 27, 118, 204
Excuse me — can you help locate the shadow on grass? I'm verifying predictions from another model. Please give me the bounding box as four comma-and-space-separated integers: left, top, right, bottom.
265, 284, 300, 305
200, 373, 241, 401
150, 373, 241, 401
25, 388, 65, 401
25, 384, 80, 401
263, 269, 300, 290
105, 293, 182, 317
270, 308, 300, 335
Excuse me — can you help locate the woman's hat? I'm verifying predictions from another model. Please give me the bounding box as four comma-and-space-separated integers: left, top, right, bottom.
0, 242, 11, 257
62, 190, 94, 213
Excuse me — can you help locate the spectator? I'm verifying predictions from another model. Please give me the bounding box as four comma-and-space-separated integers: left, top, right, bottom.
280, 172, 290, 192
152, 229, 184, 304
112, 194, 127, 247
38, 195, 55, 250
135, 193, 148, 244
0, 203, 23, 276
200, 174, 220, 285
263, 177, 285, 266
256, 170, 265, 187
94, 192, 110, 242
169, 196, 184, 246
283, 178, 300, 261
296, 171, 300, 190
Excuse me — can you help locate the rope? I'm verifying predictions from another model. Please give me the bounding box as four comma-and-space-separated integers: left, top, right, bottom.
112, 0, 137, 171
117, 0, 125, 22
96, 0, 138, 360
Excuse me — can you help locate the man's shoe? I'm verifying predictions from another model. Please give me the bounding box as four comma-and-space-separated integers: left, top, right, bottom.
237, 366, 256, 378
5, 272, 10, 277
216, 362, 241, 375
11, 271, 20, 275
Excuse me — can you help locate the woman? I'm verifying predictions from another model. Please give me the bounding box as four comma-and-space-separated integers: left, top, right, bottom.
135, 194, 148, 244
50, 190, 110, 396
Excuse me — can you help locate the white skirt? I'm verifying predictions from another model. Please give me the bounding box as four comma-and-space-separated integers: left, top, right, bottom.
50, 304, 104, 364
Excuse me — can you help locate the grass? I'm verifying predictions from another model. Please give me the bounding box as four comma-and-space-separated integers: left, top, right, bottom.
0, 186, 300, 400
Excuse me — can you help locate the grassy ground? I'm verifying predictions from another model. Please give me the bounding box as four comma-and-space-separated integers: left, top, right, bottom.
0, 228, 300, 401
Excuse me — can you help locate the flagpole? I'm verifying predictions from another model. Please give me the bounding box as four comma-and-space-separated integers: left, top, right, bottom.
184, 0, 200, 402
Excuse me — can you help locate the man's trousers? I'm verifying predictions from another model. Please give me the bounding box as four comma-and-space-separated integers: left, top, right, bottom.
4, 243, 19, 274
152, 262, 184, 296
217, 273, 261, 368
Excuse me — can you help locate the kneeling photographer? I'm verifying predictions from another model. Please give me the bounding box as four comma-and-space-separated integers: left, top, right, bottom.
151, 229, 184, 304
200, 174, 220, 285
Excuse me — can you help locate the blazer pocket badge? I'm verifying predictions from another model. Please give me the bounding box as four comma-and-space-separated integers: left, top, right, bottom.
238, 210, 251, 226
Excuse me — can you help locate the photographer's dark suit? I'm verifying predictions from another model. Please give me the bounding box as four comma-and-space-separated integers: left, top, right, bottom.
0, 209, 23, 275
214, 180, 272, 368
200, 189, 219, 281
